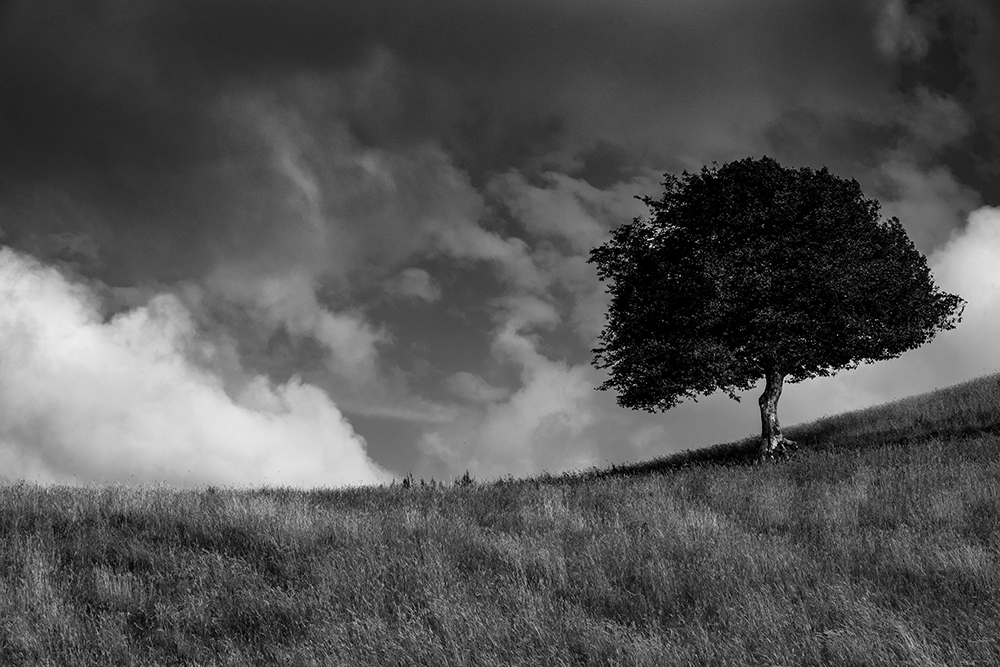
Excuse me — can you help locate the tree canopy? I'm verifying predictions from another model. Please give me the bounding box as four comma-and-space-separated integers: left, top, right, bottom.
589, 156, 964, 457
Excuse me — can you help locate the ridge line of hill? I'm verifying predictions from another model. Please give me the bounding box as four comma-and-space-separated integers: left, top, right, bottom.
553, 371, 1000, 483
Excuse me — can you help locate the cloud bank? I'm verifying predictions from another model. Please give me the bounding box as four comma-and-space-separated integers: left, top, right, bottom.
0, 247, 388, 487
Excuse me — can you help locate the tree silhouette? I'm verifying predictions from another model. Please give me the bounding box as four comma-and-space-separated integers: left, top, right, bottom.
590, 157, 964, 459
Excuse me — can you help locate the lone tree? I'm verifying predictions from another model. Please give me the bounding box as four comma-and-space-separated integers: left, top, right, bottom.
589, 156, 964, 460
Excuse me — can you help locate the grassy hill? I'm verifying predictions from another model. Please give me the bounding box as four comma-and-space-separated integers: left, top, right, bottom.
2, 374, 999, 666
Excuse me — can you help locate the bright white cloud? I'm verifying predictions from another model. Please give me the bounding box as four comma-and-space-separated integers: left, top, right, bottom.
0, 247, 389, 487
922, 205, 1000, 377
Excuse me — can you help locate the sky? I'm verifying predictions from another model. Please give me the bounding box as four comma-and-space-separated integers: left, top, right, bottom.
1, 0, 999, 487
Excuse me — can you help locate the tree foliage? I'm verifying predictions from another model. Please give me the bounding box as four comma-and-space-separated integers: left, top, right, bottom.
590, 157, 964, 414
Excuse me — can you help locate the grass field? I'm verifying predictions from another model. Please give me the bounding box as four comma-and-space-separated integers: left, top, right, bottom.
2, 374, 999, 666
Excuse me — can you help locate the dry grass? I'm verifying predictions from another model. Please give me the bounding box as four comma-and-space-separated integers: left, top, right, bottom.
2, 374, 999, 665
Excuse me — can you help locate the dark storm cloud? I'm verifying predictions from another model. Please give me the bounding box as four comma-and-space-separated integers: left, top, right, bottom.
0, 0, 902, 280
158, 0, 893, 172
0, 0, 232, 280
886, 0, 1000, 204
1, 0, 894, 178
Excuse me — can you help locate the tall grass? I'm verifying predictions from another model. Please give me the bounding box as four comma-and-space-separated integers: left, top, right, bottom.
1, 375, 999, 666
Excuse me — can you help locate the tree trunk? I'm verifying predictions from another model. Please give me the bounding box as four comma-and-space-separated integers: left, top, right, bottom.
758, 369, 797, 460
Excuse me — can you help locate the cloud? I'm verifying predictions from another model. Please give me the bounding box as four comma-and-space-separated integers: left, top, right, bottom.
899, 87, 973, 151
419, 332, 597, 479
489, 172, 612, 253
207, 267, 388, 388
923, 205, 1000, 376
0, 0, 898, 196
385, 267, 442, 303
0, 247, 388, 487
227, 83, 490, 281
873, 159, 982, 252
487, 170, 655, 341
443, 372, 510, 405
418, 326, 763, 480
872, 0, 931, 61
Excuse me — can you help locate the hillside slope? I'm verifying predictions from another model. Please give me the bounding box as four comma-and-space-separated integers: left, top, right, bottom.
578, 371, 1000, 478
1, 373, 998, 666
